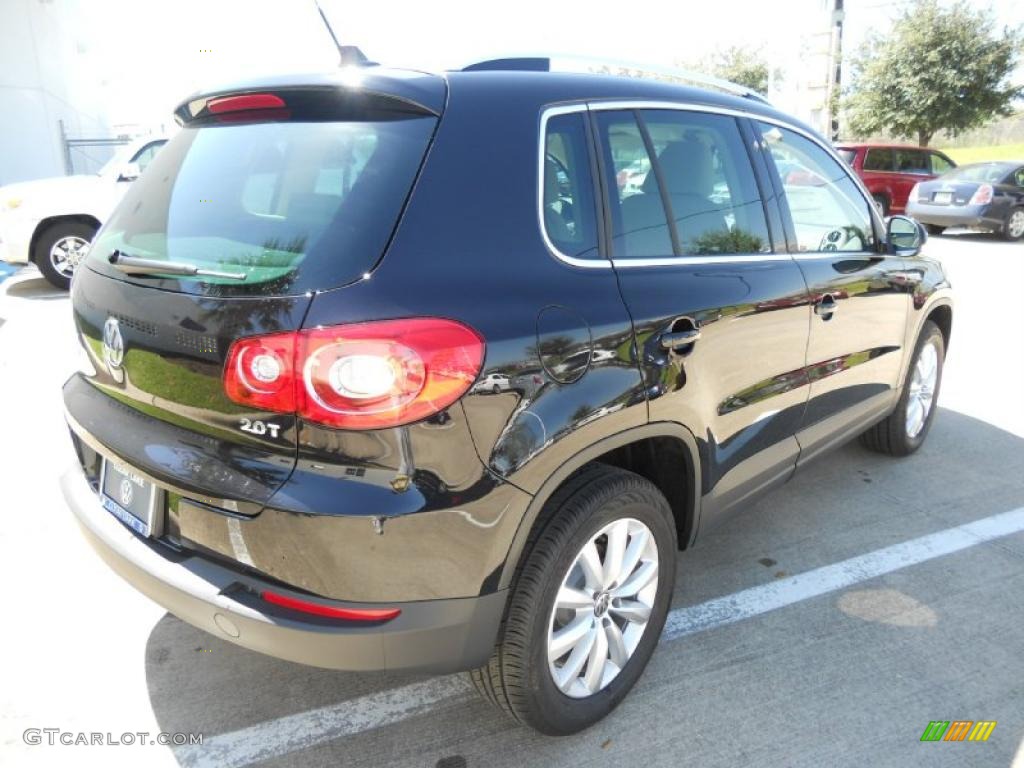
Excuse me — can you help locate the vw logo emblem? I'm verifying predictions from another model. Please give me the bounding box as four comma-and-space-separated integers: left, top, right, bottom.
119, 477, 134, 507
102, 317, 124, 372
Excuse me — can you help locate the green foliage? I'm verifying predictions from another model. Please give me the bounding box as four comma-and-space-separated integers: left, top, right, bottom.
704, 46, 776, 95
844, 0, 1023, 147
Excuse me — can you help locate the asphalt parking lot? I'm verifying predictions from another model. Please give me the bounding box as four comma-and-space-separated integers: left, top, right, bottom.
1, 233, 1022, 768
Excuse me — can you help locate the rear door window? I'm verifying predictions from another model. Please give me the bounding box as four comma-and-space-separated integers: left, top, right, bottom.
895, 149, 929, 174
595, 109, 772, 258
88, 105, 437, 296
862, 148, 893, 172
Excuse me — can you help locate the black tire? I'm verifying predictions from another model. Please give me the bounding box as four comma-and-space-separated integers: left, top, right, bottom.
924, 224, 945, 236
1003, 207, 1024, 242
470, 463, 676, 735
33, 220, 96, 290
872, 195, 890, 217
860, 320, 944, 456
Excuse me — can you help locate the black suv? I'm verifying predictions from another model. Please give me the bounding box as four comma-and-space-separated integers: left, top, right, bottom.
61, 59, 953, 735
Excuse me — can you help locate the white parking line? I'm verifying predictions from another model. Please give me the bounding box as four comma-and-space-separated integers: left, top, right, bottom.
175, 505, 1024, 768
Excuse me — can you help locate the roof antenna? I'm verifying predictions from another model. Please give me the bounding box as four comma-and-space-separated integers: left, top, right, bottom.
312, 0, 374, 67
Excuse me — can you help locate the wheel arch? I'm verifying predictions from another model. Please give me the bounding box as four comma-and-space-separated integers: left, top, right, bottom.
29, 214, 101, 264
496, 422, 702, 591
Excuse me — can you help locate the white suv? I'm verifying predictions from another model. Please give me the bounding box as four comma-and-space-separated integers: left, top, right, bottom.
0, 135, 168, 288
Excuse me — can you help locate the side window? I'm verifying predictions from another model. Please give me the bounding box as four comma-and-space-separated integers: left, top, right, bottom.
895, 149, 929, 174
758, 122, 875, 253
131, 141, 166, 173
930, 152, 954, 175
594, 111, 673, 257
541, 113, 600, 260
637, 109, 770, 255
595, 110, 771, 258
862, 148, 892, 172
1014, 168, 1024, 188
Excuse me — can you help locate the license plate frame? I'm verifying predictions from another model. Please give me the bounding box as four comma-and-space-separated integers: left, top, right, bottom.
933, 191, 953, 205
99, 459, 163, 538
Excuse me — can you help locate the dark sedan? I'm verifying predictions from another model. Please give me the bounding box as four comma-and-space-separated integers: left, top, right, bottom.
906, 161, 1024, 240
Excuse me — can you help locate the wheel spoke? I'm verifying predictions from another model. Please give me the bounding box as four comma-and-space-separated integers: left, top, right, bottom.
556, 585, 593, 611
610, 598, 652, 623
611, 559, 657, 598
602, 519, 628, 588
555, 626, 596, 692
577, 541, 604, 591
548, 613, 592, 662
617, 527, 650, 587
582, 621, 609, 693
604, 618, 629, 667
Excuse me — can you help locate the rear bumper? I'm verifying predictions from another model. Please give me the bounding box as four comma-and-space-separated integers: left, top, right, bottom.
906, 203, 1001, 231
61, 463, 506, 673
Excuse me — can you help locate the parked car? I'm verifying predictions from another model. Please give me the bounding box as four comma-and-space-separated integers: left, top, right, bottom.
472, 372, 513, 393
61, 59, 952, 736
834, 143, 956, 216
0, 135, 168, 288
906, 161, 1024, 240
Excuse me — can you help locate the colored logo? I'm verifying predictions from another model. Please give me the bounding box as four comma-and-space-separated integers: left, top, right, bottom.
920, 721, 996, 742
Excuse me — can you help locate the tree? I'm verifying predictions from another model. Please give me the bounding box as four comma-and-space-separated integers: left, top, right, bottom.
703, 46, 777, 95
844, 0, 1023, 147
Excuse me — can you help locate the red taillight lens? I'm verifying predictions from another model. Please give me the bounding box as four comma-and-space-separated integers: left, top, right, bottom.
207, 93, 286, 114
223, 331, 297, 412
223, 318, 484, 430
261, 590, 401, 622
969, 184, 993, 206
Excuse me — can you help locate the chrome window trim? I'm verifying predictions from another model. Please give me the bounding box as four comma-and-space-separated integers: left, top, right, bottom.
537, 99, 884, 270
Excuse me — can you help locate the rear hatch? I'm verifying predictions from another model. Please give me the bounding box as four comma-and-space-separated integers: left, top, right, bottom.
67, 74, 443, 511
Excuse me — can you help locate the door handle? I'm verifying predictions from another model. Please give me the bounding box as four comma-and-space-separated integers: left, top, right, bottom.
659, 329, 701, 350
814, 294, 838, 318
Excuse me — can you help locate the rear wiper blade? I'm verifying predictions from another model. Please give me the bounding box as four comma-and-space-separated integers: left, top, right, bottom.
108, 250, 247, 280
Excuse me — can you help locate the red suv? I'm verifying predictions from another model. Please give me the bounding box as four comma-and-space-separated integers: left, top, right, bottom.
835, 143, 956, 216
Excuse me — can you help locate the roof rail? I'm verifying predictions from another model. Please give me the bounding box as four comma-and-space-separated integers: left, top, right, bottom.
461, 56, 771, 104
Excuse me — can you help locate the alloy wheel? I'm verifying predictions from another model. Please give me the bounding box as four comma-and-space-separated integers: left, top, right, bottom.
906, 340, 939, 438
547, 517, 658, 698
49, 235, 90, 279
1008, 210, 1024, 239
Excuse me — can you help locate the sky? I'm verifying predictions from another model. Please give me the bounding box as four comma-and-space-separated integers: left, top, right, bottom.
71, 0, 1024, 130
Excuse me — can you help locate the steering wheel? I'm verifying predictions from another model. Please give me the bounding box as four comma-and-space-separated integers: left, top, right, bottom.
819, 227, 857, 252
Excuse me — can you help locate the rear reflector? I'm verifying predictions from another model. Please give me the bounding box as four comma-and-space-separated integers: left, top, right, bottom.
261, 590, 401, 622
208, 93, 286, 114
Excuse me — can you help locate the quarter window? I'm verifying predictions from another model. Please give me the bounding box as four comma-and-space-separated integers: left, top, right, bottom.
542, 113, 600, 260
596, 109, 772, 258
758, 123, 875, 253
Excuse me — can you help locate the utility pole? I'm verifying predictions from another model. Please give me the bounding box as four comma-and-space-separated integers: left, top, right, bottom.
824, 0, 845, 140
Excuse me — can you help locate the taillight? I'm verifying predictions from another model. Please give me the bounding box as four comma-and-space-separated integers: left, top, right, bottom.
969, 184, 993, 206
223, 318, 484, 430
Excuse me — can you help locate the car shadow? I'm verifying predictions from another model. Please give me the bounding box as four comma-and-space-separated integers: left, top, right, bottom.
1, 271, 67, 301
144, 407, 1024, 766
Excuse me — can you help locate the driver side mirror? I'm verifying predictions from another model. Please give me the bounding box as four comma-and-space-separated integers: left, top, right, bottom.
117, 162, 141, 182
886, 215, 926, 257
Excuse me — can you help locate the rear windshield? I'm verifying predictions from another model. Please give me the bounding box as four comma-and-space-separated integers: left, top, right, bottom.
88, 112, 436, 296
942, 163, 1012, 183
